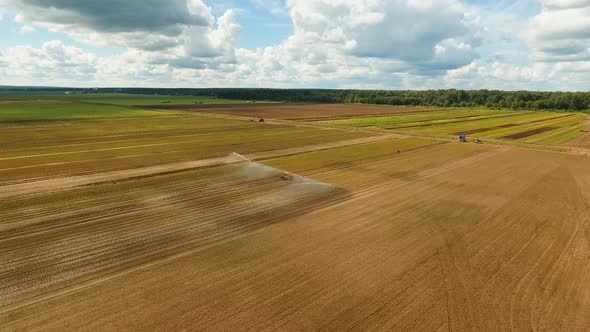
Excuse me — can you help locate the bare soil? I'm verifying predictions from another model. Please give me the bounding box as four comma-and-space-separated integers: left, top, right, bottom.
1, 143, 589, 331
501, 126, 557, 139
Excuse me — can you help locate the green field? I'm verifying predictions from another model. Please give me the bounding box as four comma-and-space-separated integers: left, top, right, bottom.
319, 109, 588, 145
0, 91, 275, 122
0, 100, 166, 122
0, 92, 263, 107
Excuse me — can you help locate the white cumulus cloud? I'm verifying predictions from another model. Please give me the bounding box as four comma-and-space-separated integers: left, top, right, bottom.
528, 0, 590, 62
1, 0, 588, 90
0, 41, 98, 85
286, 0, 477, 72
19, 25, 35, 33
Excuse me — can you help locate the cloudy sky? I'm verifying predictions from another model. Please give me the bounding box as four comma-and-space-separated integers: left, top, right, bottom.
0, 0, 588, 90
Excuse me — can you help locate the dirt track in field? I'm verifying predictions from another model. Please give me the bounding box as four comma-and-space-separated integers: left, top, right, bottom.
152, 103, 439, 120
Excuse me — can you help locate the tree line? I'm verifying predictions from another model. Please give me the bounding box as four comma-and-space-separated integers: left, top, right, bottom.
212, 89, 590, 112
2, 86, 589, 112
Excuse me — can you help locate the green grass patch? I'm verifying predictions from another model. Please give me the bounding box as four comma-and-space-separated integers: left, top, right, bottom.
524, 123, 586, 145
411, 112, 558, 134
0, 100, 164, 122
475, 114, 584, 140
321, 108, 587, 146
0, 92, 257, 106
319, 109, 514, 128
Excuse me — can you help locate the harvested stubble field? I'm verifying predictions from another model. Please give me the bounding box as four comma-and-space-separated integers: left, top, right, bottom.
1, 96, 590, 331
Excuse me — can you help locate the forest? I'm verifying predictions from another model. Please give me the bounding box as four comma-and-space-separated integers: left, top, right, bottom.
2, 86, 589, 112
213, 89, 590, 111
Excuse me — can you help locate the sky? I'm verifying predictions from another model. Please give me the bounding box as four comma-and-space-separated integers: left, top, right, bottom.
0, 0, 588, 91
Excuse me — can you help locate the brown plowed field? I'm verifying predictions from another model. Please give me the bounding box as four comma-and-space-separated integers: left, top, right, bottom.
2, 106, 590, 331
2, 139, 590, 331
152, 103, 439, 120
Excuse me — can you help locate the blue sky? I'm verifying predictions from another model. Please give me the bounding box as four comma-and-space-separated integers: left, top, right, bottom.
0, 0, 588, 90
0, 1, 293, 55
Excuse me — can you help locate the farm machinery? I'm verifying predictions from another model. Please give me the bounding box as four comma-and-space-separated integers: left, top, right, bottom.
459, 133, 483, 144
